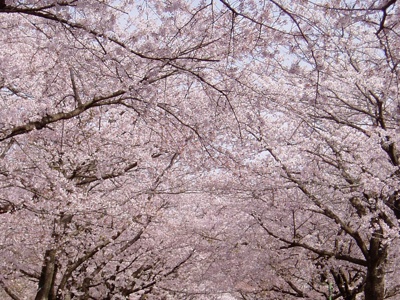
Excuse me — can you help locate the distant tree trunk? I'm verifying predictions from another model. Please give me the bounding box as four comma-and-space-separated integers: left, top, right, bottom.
35, 249, 57, 300
364, 232, 387, 300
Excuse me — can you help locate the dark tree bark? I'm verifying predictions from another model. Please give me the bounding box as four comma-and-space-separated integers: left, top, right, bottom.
35, 249, 57, 300
364, 231, 387, 300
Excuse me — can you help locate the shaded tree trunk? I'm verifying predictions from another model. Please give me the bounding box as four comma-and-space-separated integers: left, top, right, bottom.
35, 249, 57, 300
364, 233, 387, 300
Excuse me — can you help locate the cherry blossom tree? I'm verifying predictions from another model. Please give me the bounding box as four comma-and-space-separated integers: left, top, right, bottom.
209, 1, 400, 299
0, 1, 235, 299
0, 1, 399, 300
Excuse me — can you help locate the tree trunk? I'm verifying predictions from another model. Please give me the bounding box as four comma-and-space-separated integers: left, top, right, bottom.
35, 249, 57, 300
364, 265, 385, 300
364, 233, 387, 300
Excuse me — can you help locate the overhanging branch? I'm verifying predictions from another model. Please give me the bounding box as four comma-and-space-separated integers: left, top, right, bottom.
0, 90, 125, 142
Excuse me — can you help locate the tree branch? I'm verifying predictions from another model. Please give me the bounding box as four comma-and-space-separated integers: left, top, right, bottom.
0, 90, 125, 142
266, 149, 369, 259
252, 214, 367, 267
0, 280, 21, 300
